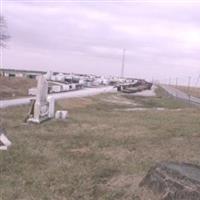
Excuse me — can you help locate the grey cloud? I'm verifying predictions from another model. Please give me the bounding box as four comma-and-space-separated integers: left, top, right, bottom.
2, 0, 200, 82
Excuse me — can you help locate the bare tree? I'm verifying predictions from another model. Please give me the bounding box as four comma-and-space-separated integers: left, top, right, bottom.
0, 16, 10, 47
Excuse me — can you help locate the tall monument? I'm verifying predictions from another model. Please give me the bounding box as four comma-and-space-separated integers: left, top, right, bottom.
27, 75, 54, 123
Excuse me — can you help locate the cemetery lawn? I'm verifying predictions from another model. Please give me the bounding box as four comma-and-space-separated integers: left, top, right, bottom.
1, 87, 200, 200
0, 77, 36, 100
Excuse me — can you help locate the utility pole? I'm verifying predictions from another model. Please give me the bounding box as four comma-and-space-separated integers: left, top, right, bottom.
188, 76, 191, 103
196, 74, 200, 98
195, 74, 200, 86
121, 48, 126, 78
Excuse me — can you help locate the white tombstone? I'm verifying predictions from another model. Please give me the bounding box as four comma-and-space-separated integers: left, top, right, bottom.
48, 96, 55, 118
0, 146, 8, 150
56, 73, 65, 82
55, 110, 68, 120
71, 84, 76, 90
62, 111, 68, 119
51, 85, 61, 93
69, 84, 76, 90
0, 134, 11, 147
55, 111, 60, 119
62, 84, 70, 91
0, 129, 12, 151
79, 79, 85, 85
28, 75, 50, 123
46, 71, 53, 80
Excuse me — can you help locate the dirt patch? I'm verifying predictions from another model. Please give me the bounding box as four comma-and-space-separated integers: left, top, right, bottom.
105, 174, 157, 200
69, 147, 90, 154
101, 147, 132, 161
115, 107, 183, 112
101, 94, 138, 106
57, 97, 94, 109
107, 174, 140, 189
115, 107, 149, 111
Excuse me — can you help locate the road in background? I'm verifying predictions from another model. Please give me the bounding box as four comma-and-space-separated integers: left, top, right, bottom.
160, 84, 200, 106
0, 86, 116, 108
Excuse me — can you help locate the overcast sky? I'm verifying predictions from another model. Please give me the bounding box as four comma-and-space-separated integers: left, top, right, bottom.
1, 0, 200, 83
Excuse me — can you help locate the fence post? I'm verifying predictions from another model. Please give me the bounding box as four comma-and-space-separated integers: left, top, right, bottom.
188, 76, 191, 103
175, 77, 178, 99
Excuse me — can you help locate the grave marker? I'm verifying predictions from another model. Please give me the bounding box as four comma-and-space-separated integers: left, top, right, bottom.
27, 75, 55, 123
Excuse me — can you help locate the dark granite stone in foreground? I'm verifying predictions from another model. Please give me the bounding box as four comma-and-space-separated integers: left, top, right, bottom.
139, 162, 200, 200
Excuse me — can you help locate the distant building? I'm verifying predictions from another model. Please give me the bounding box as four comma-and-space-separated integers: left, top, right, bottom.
0, 68, 46, 79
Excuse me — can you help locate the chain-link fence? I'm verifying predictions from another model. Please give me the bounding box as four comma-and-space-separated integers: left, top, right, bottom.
157, 75, 200, 106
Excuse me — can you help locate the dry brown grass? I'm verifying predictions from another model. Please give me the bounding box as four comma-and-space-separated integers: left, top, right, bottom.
176, 85, 200, 98
0, 77, 36, 99
57, 97, 95, 110
0, 90, 200, 200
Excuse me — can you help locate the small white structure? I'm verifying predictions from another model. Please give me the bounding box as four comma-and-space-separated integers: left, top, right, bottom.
102, 78, 109, 85
55, 73, 65, 82
0, 129, 12, 150
93, 79, 102, 86
28, 88, 37, 96
62, 84, 70, 91
69, 84, 76, 90
51, 76, 56, 81
79, 79, 85, 85
46, 71, 53, 80
85, 81, 92, 87
55, 110, 68, 120
47, 96, 55, 118
51, 85, 61, 93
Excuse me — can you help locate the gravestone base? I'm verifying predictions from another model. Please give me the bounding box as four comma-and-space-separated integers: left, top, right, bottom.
27, 118, 49, 124
139, 162, 200, 200
27, 102, 50, 124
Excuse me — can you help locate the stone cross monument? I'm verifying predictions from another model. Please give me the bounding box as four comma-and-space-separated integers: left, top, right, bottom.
27, 75, 54, 123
